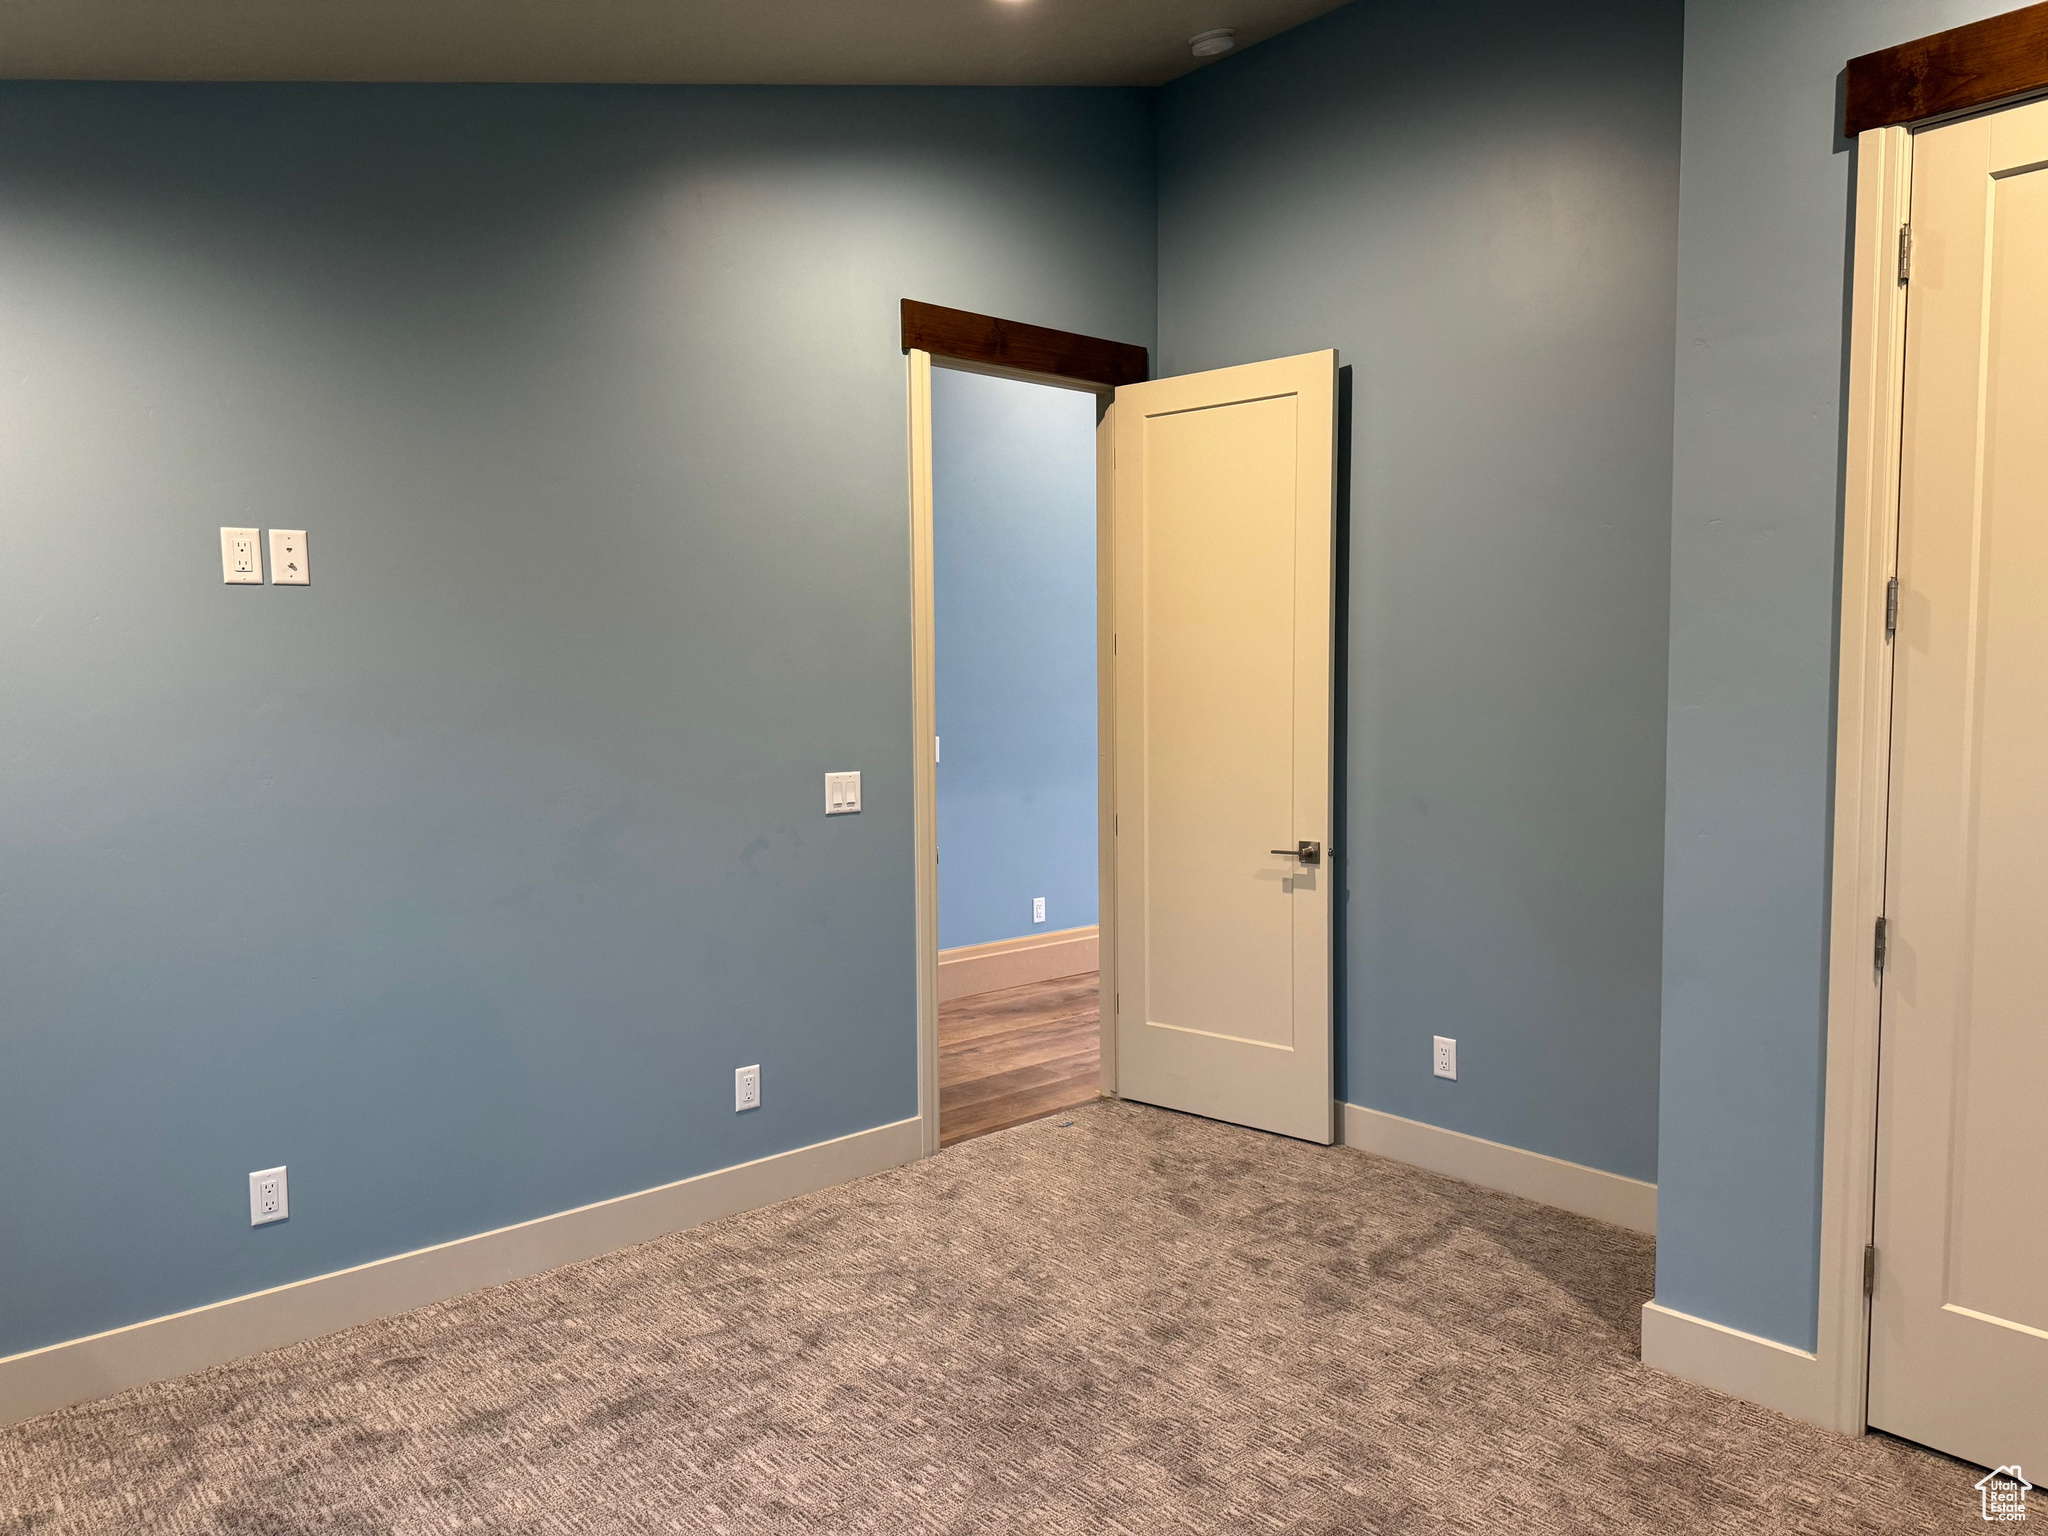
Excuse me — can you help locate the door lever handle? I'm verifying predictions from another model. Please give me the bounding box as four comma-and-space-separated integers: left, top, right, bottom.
1269, 840, 1322, 866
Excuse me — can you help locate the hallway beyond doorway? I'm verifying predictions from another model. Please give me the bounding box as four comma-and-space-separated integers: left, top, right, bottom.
939, 973, 1100, 1146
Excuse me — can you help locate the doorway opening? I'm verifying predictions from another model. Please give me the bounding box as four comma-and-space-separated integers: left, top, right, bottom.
902, 300, 1143, 1156
930, 364, 1103, 1146
905, 301, 1338, 1155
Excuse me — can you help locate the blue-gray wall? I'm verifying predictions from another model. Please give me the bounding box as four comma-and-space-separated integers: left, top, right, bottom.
932, 369, 1098, 950
1157, 0, 1682, 1183
1658, 0, 2016, 1351
20, 0, 1984, 1368
0, 83, 1154, 1359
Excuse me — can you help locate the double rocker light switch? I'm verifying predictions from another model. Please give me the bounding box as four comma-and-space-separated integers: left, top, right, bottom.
825, 771, 862, 815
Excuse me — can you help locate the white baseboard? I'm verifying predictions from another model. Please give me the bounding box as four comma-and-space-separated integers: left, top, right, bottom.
0, 1116, 923, 1428
1339, 1102, 1657, 1235
1640, 1300, 1844, 1431
938, 924, 1098, 1003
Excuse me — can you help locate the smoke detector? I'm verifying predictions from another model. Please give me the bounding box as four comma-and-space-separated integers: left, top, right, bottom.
1189, 28, 1236, 58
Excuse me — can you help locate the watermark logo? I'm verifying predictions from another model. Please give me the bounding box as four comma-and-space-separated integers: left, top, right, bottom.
1978, 1466, 2031, 1523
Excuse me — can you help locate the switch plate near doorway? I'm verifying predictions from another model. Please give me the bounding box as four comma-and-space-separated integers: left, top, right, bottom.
825, 772, 861, 815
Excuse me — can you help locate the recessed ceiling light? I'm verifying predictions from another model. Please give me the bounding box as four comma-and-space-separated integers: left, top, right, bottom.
1189, 28, 1236, 58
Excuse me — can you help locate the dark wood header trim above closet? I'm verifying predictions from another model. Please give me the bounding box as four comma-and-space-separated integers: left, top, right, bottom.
1846, 1, 2048, 135
900, 299, 1149, 390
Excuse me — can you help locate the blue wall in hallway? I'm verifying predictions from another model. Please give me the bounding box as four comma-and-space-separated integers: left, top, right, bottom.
1156, 0, 1682, 1183
931, 369, 1099, 951
0, 82, 1155, 1360
1658, 0, 2019, 1351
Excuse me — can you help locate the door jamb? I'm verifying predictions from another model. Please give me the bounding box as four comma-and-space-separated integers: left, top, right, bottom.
907, 347, 941, 1158
1815, 121, 1912, 1434
904, 308, 1145, 1157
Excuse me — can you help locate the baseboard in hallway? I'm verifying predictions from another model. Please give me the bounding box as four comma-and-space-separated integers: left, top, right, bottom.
937, 925, 1098, 1004
940, 971, 1100, 1146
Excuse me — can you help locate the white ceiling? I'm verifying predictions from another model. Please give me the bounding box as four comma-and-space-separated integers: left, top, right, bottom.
0, 0, 1351, 86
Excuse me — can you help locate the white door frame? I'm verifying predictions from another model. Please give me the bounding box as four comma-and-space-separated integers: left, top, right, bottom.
1643, 121, 1911, 1435
1812, 120, 1913, 1433
905, 347, 1119, 1157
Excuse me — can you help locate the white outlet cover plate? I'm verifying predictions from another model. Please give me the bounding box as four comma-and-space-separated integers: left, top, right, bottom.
221, 527, 262, 584
1033, 897, 1046, 923
825, 771, 861, 815
269, 528, 309, 585
1433, 1036, 1458, 1080
735, 1064, 761, 1111
249, 1165, 289, 1225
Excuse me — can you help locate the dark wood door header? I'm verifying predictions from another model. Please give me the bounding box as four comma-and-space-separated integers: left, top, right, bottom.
1846, 1, 2048, 135
901, 299, 1149, 391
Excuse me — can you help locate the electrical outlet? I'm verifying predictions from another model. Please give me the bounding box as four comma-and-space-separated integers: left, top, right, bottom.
1032, 896, 1046, 924
735, 1064, 761, 1112
268, 528, 309, 585
221, 527, 262, 585
825, 771, 861, 815
1433, 1036, 1457, 1081
249, 1166, 289, 1225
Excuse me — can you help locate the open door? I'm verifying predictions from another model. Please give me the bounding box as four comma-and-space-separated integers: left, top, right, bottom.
1110, 351, 1336, 1144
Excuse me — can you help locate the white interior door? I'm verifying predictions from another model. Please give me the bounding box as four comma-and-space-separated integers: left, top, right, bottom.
1110, 351, 1335, 1144
1867, 96, 2048, 1473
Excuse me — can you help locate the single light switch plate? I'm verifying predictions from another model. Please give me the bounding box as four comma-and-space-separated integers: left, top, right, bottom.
249, 1166, 289, 1225
825, 771, 861, 815
221, 527, 262, 584
735, 1064, 761, 1112
1433, 1036, 1457, 1081
269, 529, 309, 585
1033, 896, 1046, 924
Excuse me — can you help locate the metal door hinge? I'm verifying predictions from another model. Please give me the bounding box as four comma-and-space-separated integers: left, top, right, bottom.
1875, 916, 1889, 970
1863, 1243, 1877, 1297
1897, 223, 1912, 285
1885, 576, 1898, 639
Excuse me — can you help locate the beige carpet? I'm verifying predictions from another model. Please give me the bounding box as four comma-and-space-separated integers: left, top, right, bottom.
1, 1101, 1983, 1533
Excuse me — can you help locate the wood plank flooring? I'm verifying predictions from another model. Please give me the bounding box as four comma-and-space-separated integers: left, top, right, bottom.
939, 971, 1100, 1147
